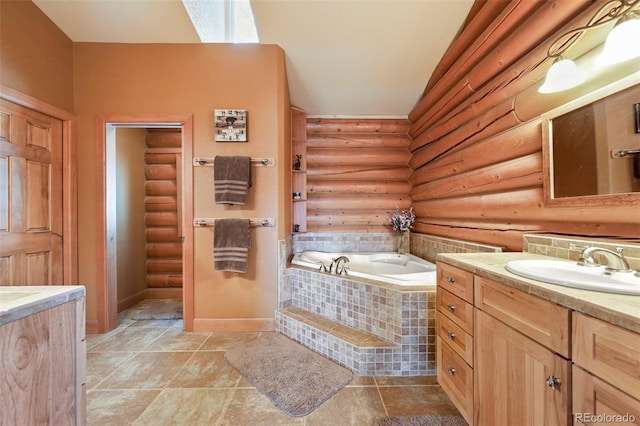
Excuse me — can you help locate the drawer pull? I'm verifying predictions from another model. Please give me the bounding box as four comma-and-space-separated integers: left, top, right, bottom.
447, 367, 456, 375
446, 277, 456, 284
545, 375, 561, 390
447, 304, 456, 312
447, 331, 456, 340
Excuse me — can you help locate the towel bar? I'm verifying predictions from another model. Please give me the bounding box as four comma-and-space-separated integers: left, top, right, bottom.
193, 157, 275, 167
194, 218, 275, 227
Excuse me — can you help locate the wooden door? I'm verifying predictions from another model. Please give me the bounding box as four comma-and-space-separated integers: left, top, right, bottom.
474, 309, 571, 426
0, 99, 63, 285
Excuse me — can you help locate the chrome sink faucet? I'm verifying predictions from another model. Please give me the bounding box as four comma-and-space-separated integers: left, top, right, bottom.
578, 247, 632, 273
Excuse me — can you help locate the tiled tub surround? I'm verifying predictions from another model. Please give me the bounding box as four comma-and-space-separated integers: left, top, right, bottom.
277, 233, 504, 376
411, 233, 503, 262
293, 232, 398, 254
276, 267, 435, 376
292, 232, 504, 257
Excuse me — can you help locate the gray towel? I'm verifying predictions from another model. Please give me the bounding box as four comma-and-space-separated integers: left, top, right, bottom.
214, 218, 251, 273
214, 156, 252, 205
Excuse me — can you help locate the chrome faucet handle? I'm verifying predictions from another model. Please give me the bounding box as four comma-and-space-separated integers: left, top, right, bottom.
577, 246, 599, 267
570, 243, 590, 251
318, 262, 329, 272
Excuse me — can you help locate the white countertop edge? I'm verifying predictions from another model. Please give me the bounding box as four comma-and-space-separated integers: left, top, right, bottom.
0, 286, 86, 326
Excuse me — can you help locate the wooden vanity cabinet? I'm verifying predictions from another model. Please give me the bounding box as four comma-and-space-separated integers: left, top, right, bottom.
436, 262, 474, 424
436, 262, 572, 426
1, 298, 86, 425
474, 276, 571, 426
572, 312, 640, 425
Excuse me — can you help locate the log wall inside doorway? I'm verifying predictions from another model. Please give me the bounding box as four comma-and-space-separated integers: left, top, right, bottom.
144, 129, 183, 290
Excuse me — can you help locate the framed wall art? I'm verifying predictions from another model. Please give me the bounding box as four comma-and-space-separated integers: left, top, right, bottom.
214, 109, 247, 142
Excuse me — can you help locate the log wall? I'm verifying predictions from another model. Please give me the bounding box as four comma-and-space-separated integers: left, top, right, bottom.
408, 0, 640, 251
144, 129, 183, 288
306, 118, 412, 232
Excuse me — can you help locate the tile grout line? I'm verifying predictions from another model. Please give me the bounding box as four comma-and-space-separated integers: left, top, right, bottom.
373, 377, 390, 418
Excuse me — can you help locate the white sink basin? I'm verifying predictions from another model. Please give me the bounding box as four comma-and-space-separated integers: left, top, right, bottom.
505, 259, 640, 295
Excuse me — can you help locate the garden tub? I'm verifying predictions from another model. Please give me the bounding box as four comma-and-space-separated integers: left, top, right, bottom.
291, 251, 437, 287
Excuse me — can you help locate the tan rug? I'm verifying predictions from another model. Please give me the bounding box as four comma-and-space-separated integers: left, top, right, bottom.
224, 333, 353, 417
375, 415, 468, 426
130, 299, 183, 320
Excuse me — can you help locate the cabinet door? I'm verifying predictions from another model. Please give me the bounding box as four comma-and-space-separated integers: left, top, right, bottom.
474, 309, 571, 426
573, 366, 640, 426
573, 312, 640, 401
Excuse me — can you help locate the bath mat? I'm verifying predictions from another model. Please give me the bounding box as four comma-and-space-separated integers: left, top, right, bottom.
224, 332, 353, 417
375, 415, 467, 426
130, 299, 183, 320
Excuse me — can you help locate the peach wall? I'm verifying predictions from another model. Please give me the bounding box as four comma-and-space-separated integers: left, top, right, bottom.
0, 1, 74, 112
73, 43, 290, 327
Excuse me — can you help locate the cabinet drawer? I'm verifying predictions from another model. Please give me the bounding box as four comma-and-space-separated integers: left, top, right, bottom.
437, 287, 473, 335
474, 276, 570, 357
437, 262, 474, 303
573, 312, 640, 401
437, 311, 473, 366
573, 366, 640, 426
437, 336, 473, 425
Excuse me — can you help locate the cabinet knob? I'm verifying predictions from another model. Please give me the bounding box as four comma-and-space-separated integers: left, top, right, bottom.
447, 304, 456, 312
447, 367, 456, 375
447, 331, 456, 340
446, 277, 456, 284
545, 375, 561, 389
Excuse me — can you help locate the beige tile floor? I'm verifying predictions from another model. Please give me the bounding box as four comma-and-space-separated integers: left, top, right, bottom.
86, 300, 462, 425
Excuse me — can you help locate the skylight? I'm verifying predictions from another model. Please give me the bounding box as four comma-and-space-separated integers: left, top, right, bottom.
182, 0, 259, 43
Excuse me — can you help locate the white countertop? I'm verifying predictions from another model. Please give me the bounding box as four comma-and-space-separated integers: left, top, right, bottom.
437, 252, 640, 333
0, 286, 85, 326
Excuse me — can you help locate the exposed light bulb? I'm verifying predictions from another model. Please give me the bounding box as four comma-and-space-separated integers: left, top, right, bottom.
539, 57, 585, 93
596, 11, 640, 65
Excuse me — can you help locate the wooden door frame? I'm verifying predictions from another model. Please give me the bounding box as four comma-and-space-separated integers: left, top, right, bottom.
96, 114, 194, 333
0, 84, 78, 285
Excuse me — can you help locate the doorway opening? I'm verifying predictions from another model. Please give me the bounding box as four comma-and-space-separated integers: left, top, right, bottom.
97, 115, 194, 333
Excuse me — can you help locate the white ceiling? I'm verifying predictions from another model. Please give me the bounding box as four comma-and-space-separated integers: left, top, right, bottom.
33, 0, 474, 117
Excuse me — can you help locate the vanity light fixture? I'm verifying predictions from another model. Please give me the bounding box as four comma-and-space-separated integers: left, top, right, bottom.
539, 0, 640, 94
596, 10, 640, 65
538, 55, 585, 94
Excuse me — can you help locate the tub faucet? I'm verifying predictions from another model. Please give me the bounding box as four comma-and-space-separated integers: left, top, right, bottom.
332, 256, 350, 275
318, 262, 330, 273
578, 247, 632, 273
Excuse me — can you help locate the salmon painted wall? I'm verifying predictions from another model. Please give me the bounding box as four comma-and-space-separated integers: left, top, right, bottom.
73, 43, 290, 328
0, 1, 74, 112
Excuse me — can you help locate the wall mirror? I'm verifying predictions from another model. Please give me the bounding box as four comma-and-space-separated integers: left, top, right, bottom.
542, 72, 640, 206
